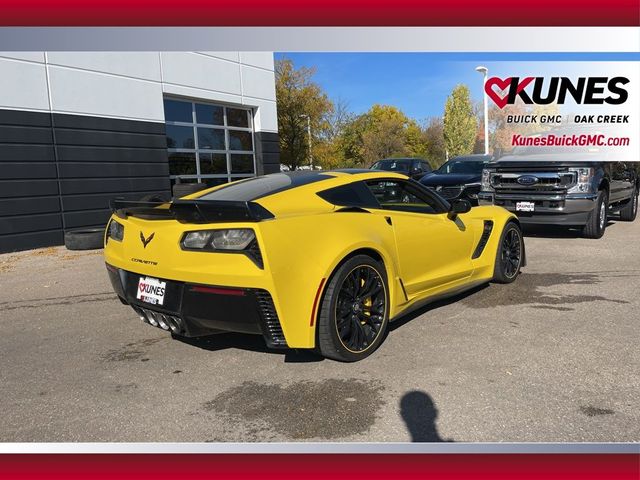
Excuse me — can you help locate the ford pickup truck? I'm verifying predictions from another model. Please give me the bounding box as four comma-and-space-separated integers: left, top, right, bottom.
478, 157, 638, 238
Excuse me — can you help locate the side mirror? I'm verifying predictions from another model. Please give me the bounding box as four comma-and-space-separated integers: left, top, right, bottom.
447, 199, 472, 220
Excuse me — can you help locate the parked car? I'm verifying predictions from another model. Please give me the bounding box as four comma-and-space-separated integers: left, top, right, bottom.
479, 152, 638, 239
420, 154, 492, 205
105, 170, 524, 362
370, 158, 432, 180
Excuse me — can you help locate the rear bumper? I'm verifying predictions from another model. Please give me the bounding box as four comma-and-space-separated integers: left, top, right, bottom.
478, 192, 597, 225
106, 263, 287, 348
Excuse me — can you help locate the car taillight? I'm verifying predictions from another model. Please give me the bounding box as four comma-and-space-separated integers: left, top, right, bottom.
106, 219, 124, 243
181, 228, 256, 251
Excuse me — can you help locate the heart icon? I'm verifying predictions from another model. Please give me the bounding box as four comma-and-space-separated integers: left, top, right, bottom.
485, 77, 534, 109
139, 283, 146, 292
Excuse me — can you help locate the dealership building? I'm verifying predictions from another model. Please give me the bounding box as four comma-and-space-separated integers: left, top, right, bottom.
0, 52, 280, 253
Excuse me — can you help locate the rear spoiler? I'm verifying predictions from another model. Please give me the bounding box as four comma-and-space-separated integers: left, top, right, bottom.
109, 199, 274, 223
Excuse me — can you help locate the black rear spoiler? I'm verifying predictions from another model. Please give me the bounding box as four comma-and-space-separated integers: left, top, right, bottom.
109, 199, 274, 223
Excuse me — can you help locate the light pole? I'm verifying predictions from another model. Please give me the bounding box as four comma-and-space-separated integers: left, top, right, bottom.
299, 114, 313, 170
475, 65, 489, 156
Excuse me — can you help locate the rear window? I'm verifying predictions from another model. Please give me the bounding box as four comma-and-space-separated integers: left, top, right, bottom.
197, 172, 332, 202
317, 181, 380, 208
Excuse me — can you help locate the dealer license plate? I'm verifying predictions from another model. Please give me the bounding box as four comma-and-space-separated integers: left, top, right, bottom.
516, 201, 535, 212
136, 276, 166, 305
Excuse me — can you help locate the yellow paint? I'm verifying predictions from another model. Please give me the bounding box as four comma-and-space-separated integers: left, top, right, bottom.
104, 171, 517, 348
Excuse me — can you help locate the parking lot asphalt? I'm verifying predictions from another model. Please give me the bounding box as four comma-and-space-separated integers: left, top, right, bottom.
1, 218, 639, 443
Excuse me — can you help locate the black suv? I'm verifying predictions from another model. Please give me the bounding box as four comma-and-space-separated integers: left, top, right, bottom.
370, 158, 432, 180
419, 154, 492, 205
479, 157, 638, 239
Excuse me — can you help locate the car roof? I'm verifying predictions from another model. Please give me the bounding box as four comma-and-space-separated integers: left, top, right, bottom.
194, 170, 406, 204
375, 158, 422, 162
449, 155, 492, 161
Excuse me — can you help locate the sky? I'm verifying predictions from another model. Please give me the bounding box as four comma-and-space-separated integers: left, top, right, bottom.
273, 52, 639, 123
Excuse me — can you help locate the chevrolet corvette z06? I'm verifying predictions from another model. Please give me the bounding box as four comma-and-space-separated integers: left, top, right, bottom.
104, 170, 525, 362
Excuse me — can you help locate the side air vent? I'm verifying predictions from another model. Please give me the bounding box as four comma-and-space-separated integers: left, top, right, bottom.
472, 220, 494, 259
255, 290, 287, 348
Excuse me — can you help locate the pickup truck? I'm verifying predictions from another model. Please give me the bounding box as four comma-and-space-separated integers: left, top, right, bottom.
478, 157, 638, 238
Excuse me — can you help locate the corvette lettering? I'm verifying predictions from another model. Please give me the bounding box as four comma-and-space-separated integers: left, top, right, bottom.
485, 76, 630, 109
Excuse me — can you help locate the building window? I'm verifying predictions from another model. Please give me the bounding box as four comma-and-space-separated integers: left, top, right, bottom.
164, 98, 256, 186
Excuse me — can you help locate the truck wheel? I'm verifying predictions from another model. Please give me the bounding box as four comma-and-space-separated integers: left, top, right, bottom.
619, 187, 638, 222
582, 190, 608, 239
492, 221, 524, 284
317, 255, 389, 362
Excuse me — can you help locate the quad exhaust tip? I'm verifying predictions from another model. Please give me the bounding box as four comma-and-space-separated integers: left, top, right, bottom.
133, 306, 183, 334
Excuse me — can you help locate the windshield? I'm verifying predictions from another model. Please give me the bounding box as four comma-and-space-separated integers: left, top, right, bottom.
437, 160, 485, 175
371, 160, 411, 172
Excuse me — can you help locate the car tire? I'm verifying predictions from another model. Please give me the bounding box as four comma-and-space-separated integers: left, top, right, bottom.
317, 255, 389, 362
582, 190, 608, 239
619, 186, 638, 222
64, 227, 105, 251
492, 221, 524, 284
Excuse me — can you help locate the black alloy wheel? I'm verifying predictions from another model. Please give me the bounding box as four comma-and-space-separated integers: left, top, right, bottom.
317, 255, 389, 362
501, 228, 522, 279
493, 222, 524, 284
335, 265, 386, 353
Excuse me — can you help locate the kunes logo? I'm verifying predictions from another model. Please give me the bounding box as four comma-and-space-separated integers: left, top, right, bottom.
485, 77, 629, 109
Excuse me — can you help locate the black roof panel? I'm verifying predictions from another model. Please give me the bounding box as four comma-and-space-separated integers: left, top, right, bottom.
197, 172, 333, 202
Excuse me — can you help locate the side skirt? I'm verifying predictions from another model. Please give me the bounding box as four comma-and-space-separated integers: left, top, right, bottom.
389, 278, 489, 322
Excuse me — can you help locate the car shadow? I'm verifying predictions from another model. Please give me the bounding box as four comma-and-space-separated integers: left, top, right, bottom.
388, 283, 488, 332
172, 333, 324, 363
522, 220, 617, 239
400, 390, 453, 442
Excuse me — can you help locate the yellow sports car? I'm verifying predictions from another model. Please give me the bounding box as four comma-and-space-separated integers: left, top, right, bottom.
104, 170, 525, 362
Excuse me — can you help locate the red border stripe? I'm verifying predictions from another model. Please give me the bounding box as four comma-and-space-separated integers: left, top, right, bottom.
0, 454, 638, 479
0, 0, 637, 26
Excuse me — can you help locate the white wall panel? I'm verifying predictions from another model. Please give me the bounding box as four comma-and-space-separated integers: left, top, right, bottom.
196, 52, 240, 62
162, 83, 243, 107
0, 58, 49, 111
160, 52, 241, 96
241, 65, 277, 101
240, 52, 275, 71
48, 66, 164, 122
0, 51, 278, 133
0, 52, 45, 63
245, 98, 278, 133
47, 52, 161, 81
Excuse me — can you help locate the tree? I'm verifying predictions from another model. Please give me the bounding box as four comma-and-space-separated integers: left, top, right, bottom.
336, 104, 425, 167
421, 117, 446, 168
314, 98, 352, 169
275, 59, 333, 170
443, 85, 477, 158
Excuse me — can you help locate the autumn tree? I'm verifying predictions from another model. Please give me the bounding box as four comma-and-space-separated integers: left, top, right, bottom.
443, 84, 477, 158
275, 59, 333, 170
336, 104, 425, 167
421, 117, 446, 168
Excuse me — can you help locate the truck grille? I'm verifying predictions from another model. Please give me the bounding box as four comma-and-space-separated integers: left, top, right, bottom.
491, 172, 575, 191
255, 290, 287, 348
